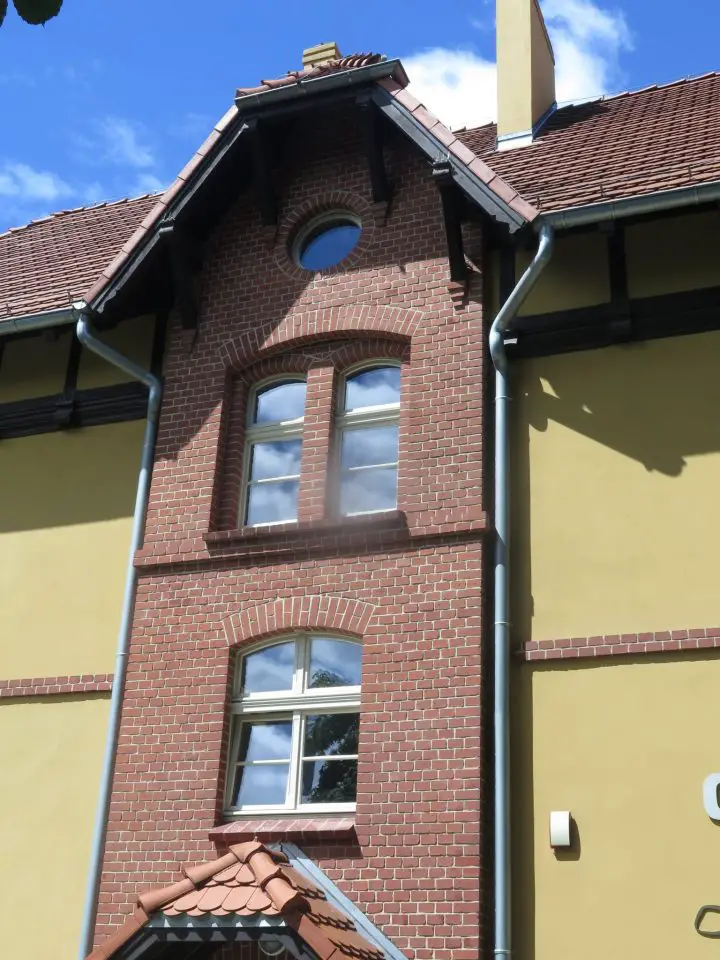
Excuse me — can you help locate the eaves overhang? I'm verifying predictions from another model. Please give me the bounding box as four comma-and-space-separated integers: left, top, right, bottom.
86, 56, 535, 317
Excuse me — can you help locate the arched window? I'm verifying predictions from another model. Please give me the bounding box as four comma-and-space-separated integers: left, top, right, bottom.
242, 378, 306, 526
337, 364, 401, 516
226, 634, 362, 814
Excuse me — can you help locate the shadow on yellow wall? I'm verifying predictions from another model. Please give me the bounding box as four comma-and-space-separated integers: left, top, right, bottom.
511, 331, 720, 640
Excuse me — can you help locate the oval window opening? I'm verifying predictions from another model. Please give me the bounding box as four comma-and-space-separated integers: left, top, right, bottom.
295, 214, 361, 271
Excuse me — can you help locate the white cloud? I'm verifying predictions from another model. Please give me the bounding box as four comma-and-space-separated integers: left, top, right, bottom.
404, 0, 632, 130
0, 162, 74, 202
98, 116, 155, 168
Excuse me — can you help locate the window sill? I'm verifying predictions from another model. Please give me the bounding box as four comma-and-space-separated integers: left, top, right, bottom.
209, 815, 356, 844
204, 510, 408, 558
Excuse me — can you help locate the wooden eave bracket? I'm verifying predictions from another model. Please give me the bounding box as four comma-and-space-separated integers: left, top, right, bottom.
356, 91, 392, 206
432, 160, 469, 296
158, 221, 201, 330
246, 115, 278, 226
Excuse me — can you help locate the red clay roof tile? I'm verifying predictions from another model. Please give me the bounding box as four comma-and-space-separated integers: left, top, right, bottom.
0, 195, 158, 320
235, 53, 384, 98
87, 841, 386, 960
458, 72, 720, 211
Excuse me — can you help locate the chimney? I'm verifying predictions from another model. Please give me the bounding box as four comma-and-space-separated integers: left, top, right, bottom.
496, 0, 556, 150
302, 42, 342, 69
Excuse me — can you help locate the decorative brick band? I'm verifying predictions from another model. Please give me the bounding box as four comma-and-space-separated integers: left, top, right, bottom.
221, 303, 423, 370
0, 674, 113, 698
209, 817, 356, 844
224, 594, 377, 648
522, 627, 720, 661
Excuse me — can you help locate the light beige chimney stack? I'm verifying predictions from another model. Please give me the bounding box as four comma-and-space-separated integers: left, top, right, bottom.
302, 42, 342, 69
496, 0, 556, 149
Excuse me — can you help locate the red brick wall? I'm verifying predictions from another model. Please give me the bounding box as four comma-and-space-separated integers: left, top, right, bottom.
97, 108, 489, 960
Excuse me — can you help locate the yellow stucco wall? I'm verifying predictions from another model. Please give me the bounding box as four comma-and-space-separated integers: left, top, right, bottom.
511, 331, 720, 641
513, 653, 720, 960
0, 421, 143, 677
626, 211, 720, 298
77, 315, 155, 389
0, 693, 109, 960
516, 231, 610, 315
0, 333, 72, 401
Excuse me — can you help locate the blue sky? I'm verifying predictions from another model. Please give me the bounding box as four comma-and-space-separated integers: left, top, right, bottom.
0, 0, 717, 233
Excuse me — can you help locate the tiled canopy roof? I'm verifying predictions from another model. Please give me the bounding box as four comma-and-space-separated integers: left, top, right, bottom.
88, 841, 386, 960
236, 52, 384, 97
0, 195, 158, 320
458, 72, 720, 211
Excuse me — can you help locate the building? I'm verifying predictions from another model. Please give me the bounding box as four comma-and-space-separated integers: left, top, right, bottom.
2, 1, 720, 958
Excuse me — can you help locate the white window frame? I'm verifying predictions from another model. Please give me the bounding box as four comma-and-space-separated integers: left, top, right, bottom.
240, 376, 306, 528
336, 361, 401, 517
225, 633, 361, 817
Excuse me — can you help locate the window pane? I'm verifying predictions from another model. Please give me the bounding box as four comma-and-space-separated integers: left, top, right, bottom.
344, 366, 400, 412
246, 479, 299, 525
241, 642, 295, 694
304, 713, 359, 758
301, 759, 357, 804
249, 439, 302, 481
308, 639, 362, 689
340, 466, 397, 515
234, 762, 290, 807
254, 381, 306, 425
299, 222, 361, 271
238, 720, 293, 762
341, 425, 398, 469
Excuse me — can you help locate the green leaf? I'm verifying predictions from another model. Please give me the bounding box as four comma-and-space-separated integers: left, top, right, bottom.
0, 0, 7, 26
12, 0, 63, 25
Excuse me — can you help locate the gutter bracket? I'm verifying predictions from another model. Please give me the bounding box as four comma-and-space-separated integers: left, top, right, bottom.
432, 160, 469, 291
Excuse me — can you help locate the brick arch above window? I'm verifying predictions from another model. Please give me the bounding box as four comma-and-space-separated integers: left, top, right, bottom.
221, 304, 423, 371
223, 595, 377, 648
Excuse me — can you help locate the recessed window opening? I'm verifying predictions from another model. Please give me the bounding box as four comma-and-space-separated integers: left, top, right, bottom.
226, 634, 362, 814
337, 364, 401, 516
242, 378, 306, 527
294, 212, 362, 271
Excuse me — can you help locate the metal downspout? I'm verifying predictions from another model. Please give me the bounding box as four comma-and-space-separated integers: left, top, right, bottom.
489, 223, 554, 960
75, 305, 163, 960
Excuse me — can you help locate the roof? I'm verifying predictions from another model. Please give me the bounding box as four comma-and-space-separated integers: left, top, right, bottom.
458, 72, 720, 211
235, 52, 385, 97
0, 195, 158, 321
88, 840, 386, 960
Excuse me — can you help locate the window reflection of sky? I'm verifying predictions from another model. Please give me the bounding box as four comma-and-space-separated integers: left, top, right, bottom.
308, 639, 362, 688
242, 642, 295, 693
254, 381, 306, 424
299, 223, 361, 272
250, 439, 301, 481
235, 763, 289, 806
341, 466, 397, 515
246, 479, 299, 525
345, 366, 400, 411
239, 720, 292, 761
341, 425, 398, 469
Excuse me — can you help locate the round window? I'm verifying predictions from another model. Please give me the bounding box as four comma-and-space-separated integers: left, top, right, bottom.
294, 213, 361, 271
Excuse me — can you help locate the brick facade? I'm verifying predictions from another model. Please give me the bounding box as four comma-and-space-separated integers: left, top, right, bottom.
96, 109, 489, 960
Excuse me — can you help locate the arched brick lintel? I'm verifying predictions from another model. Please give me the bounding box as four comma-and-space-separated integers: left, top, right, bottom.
223, 595, 377, 648
221, 304, 423, 371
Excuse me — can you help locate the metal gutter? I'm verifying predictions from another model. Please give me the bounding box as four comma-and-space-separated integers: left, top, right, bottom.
0, 305, 76, 335
489, 223, 555, 960
75, 303, 163, 960
541, 179, 720, 230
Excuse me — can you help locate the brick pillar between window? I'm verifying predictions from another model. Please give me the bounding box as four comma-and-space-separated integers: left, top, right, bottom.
298, 364, 336, 522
